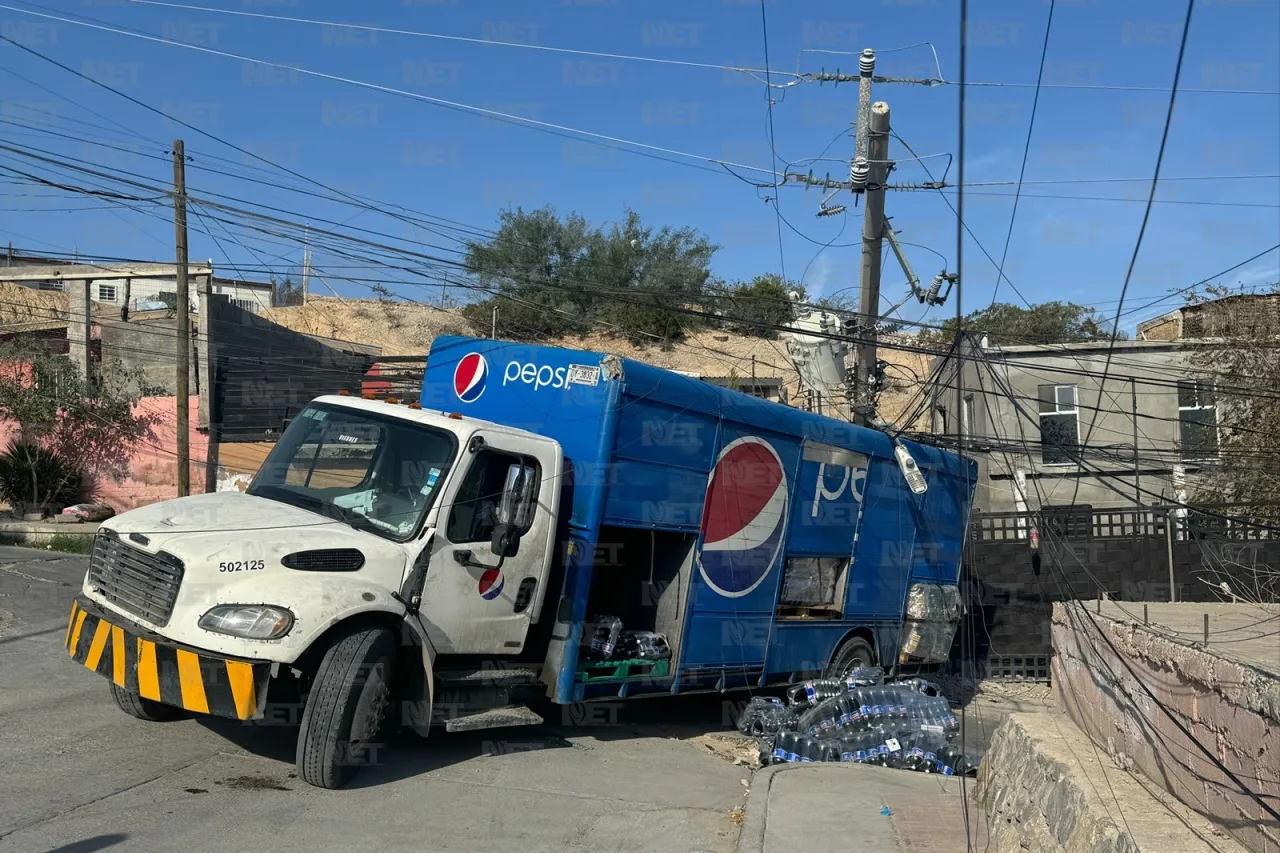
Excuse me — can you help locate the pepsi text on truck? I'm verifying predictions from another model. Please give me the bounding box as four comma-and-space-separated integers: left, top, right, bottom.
63, 336, 975, 789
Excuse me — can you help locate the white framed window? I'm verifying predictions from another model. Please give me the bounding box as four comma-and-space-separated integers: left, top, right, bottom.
232, 298, 257, 313
933, 406, 948, 435
1038, 384, 1079, 464
97, 283, 117, 302
962, 394, 975, 437
1177, 380, 1219, 461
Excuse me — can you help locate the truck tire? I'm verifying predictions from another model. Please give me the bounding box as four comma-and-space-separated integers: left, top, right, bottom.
110, 683, 182, 722
825, 636, 876, 679
295, 626, 396, 790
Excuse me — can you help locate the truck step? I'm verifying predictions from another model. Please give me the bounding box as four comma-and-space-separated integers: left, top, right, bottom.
443, 704, 545, 733
436, 666, 541, 686
574, 657, 671, 683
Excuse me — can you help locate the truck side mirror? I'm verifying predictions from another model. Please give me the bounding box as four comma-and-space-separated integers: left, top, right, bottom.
492, 463, 536, 558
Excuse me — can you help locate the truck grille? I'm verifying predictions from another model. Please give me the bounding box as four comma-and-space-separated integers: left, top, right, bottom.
87, 530, 185, 627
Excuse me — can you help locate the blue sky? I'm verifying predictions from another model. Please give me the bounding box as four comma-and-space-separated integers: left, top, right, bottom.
0, 0, 1276, 334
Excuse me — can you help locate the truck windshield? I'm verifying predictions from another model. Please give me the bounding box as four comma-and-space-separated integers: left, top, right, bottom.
247, 403, 458, 542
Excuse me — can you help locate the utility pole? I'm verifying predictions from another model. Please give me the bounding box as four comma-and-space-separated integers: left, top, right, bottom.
1131, 377, 1141, 508
852, 101, 891, 418
173, 139, 190, 498
301, 226, 311, 305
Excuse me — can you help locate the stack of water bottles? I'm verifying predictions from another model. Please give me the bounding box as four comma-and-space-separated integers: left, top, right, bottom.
736, 667, 981, 776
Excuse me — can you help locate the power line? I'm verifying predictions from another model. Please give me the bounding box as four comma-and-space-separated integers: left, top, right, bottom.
758, 0, 787, 286
1076, 0, 1198, 503
0, 3, 784, 180
126, 0, 805, 84
991, 0, 1053, 307
892, 132, 1034, 309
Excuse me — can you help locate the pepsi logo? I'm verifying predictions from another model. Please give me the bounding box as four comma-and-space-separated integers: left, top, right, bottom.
453, 353, 488, 403
479, 567, 505, 600
697, 436, 788, 598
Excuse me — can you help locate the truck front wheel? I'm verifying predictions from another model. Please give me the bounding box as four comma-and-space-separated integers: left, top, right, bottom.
295, 626, 396, 789
110, 683, 183, 722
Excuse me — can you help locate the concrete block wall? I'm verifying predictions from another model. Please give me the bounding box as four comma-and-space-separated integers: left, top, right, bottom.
967, 534, 1280, 662
98, 315, 199, 396
1051, 602, 1280, 853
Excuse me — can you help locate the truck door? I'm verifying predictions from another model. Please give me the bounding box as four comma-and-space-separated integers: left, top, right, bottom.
418, 432, 561, 655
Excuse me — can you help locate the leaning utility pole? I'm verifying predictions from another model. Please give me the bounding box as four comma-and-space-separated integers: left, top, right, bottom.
852, 101, 891, 418
173, 139, 190, 497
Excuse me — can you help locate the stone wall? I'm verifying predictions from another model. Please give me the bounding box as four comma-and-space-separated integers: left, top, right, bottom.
1051, 602, 1280, 853
977, 712, 1250, 853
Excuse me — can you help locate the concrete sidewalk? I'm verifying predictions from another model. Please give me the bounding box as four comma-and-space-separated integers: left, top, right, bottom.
736, 762, 983, 853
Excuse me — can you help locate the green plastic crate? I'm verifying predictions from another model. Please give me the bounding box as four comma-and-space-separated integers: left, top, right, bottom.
575, 657, 671, 683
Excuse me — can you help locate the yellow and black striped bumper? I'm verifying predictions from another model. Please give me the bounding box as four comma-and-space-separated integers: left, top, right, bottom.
66, 598, 271, 721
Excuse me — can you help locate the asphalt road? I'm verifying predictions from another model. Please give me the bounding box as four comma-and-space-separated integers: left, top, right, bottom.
0, 547, 751, 853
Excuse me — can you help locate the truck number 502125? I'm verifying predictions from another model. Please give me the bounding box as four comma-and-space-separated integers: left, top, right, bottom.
218, 560, 266, 572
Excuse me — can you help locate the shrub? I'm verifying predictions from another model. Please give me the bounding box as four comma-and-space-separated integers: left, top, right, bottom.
0, 441, 91, 517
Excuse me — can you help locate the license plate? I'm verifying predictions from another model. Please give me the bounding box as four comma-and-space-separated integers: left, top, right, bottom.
566, 364, 600, 387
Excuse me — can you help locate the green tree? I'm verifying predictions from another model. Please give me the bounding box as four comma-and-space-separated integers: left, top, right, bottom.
918, 301, 1120, 347
1183, 283, 1280, 518
0, 337, 165, 510
715, 274, 806, 339
461, 207, 717, 346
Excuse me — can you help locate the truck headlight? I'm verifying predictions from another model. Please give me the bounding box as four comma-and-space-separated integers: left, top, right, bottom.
199, 605, 294, 640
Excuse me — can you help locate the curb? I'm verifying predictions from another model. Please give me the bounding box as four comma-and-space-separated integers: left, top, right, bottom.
735, 763, 785, 853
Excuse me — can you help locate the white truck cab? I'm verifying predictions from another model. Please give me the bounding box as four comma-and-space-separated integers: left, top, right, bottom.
67, 395, 563, 788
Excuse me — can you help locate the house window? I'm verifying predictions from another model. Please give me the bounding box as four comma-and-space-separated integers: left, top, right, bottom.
97, 283, 117, 302
1178, 380, 1219, 460
1038, 384, 1079, 464
157, 290, 178, 308
933, 406, 947, 435
962, 394, 975, 437
37, 281, 64, 292
232, 298, 257, 313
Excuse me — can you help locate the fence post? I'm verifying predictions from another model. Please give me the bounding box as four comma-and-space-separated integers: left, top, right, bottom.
1165, 511, 1177, 603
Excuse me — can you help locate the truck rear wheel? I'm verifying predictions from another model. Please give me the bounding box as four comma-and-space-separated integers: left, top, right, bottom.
825, 636, 876, 679
110, 683, 182, 722
295, 626, 396, 790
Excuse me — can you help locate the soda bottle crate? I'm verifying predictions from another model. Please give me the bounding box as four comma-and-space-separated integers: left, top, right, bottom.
574, 657, 671, 682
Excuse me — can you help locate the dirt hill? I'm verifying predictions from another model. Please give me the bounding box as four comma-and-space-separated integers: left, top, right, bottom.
0, 283, 69, 334
260, 296, 930, 429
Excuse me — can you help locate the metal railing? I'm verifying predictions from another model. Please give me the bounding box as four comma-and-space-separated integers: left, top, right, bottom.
972, 504, 1279, 542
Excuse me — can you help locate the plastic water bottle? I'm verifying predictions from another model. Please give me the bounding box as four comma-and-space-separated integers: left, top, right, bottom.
911, 722, 952, 768
836, 693, 861, 730
843, 665, 885, 686
881, 730, 907, 769
818, 740, 842, 762
796, 695, 843, 736
840, 732, 872, 764
774, 731, 800, 763
758, 737, 775, 767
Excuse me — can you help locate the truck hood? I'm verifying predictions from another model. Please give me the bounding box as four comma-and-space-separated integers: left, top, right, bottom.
100, 491, 409, 589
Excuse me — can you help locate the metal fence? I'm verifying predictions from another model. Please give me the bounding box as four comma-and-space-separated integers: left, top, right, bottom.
971, 504, 1277, 543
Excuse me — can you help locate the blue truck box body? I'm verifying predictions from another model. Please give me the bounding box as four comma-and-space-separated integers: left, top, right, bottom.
422, 336, 977, 703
